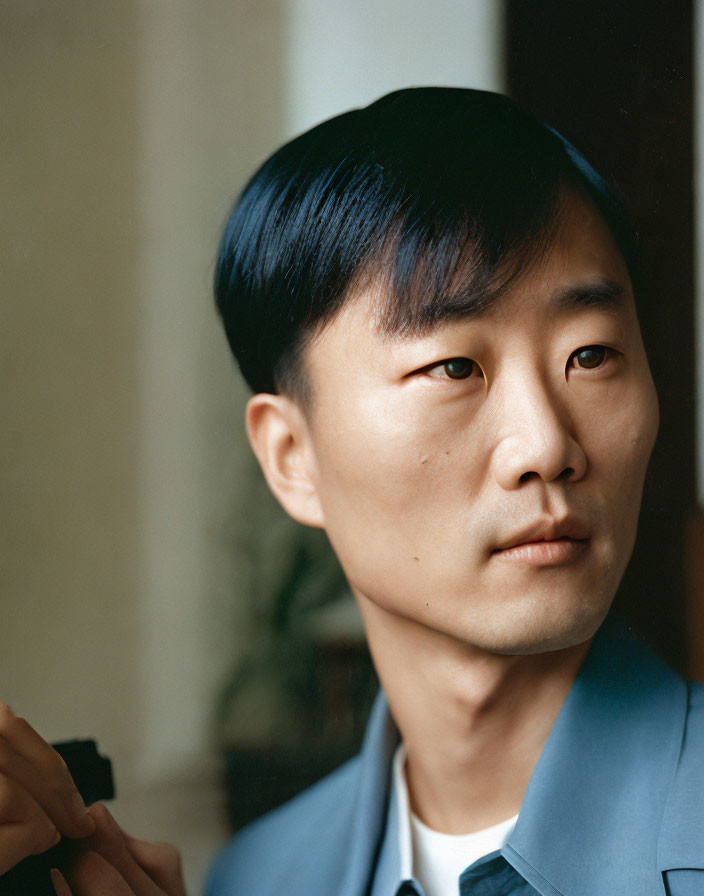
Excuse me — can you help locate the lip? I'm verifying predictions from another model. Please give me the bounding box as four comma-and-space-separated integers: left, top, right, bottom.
491, 517, 591, 566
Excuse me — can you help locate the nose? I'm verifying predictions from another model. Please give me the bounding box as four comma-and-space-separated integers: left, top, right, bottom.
491, 375, 587, 491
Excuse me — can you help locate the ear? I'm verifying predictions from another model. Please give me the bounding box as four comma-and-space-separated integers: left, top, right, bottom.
245, 392, 325, 529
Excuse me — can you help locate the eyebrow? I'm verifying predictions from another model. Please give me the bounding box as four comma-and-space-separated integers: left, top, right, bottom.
550, 278, 627, 313
376, 276, 628, 341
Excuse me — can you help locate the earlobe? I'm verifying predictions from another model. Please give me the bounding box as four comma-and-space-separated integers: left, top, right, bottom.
245, 393, 325, 529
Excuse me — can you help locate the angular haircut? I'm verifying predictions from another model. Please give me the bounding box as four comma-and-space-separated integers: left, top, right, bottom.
215, 87, 637, 413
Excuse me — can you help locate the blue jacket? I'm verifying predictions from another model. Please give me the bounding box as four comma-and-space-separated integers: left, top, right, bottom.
206, 621, 704, 895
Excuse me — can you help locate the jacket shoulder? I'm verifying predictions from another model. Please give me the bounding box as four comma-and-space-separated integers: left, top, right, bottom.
205, 754, 362, 896
669, 681, 704, 796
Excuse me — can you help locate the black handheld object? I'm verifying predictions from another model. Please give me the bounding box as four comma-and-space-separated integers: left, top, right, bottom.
0, 739, 114, 896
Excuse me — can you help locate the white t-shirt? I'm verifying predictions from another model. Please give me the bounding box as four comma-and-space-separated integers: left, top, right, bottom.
392, 743, 518, 896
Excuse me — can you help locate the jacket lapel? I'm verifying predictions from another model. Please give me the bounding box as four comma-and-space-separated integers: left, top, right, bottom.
338, 688, 400, 896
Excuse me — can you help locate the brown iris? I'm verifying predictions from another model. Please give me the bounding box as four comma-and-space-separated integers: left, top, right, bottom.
443, 358, 475, 379
573, 346, 606, 369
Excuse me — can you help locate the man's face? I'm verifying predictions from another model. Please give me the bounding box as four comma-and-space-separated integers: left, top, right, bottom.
299, 192, 659, 654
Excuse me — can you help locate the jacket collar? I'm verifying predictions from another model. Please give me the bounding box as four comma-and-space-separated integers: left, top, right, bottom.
503, 618, 687, 895
343, 618, 690, 896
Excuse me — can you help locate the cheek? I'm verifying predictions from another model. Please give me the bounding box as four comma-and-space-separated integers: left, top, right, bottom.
316, 395, 444, 498
311, 395, 485, 557
623, 380, 659, 470
589, 378, 659, 503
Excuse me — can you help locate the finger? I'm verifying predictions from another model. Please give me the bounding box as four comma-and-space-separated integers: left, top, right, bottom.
50, 867, 74, 896
84, 804, 161, 895
0, 776, 61, 874
122, 834, 186, 896
69, 850, 136, 896
0, 704, 95, 838
0, 740, 92, 839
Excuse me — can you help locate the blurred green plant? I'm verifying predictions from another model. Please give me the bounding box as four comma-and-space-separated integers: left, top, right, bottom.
215, 455, 354, 749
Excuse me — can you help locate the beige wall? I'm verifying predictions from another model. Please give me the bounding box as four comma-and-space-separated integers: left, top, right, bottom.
132, 0, 287, 783
1, 1, 287, 888
1, 1, 503, 890
697, 0, 704, 499
1, 0, 145, 773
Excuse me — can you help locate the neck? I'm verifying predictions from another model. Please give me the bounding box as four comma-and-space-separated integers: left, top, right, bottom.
357, 596, 592, 835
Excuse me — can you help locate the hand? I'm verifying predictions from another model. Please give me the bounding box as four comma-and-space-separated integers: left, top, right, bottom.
50, 803, 187, 896
0, 702, 96, 875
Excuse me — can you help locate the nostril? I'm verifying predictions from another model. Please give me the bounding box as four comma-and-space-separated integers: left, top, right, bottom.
518, 470, 539, 484
518, 465, 575, 485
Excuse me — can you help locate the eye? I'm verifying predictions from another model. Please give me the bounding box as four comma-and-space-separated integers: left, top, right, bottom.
428, 357, 479, 380
568, 345, 611, 371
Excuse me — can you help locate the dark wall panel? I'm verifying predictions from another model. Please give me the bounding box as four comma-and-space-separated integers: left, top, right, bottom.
506, 0, 695, 671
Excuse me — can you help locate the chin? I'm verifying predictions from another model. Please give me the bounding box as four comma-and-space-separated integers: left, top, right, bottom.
470, 596, 613, 657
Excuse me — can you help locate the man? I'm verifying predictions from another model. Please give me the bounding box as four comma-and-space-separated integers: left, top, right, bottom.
205, 87, 703, 895
0, 87, 699, 896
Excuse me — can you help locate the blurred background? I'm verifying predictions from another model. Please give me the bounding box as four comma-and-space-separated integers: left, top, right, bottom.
1, 0, 701, 891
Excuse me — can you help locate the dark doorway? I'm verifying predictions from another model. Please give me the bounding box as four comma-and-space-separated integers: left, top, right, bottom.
506, 1, 695, 672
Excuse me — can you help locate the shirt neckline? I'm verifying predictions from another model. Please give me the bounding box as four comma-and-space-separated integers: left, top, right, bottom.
391, 742, 518, 891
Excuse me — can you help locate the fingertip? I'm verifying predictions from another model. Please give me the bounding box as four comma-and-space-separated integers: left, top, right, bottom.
89, 802, 119, 828
86, 802, 123, 847
87, 801, 109, 825
50, 867, 72, 896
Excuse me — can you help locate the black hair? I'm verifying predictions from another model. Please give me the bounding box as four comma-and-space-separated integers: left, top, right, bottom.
215, 87, 637, 411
